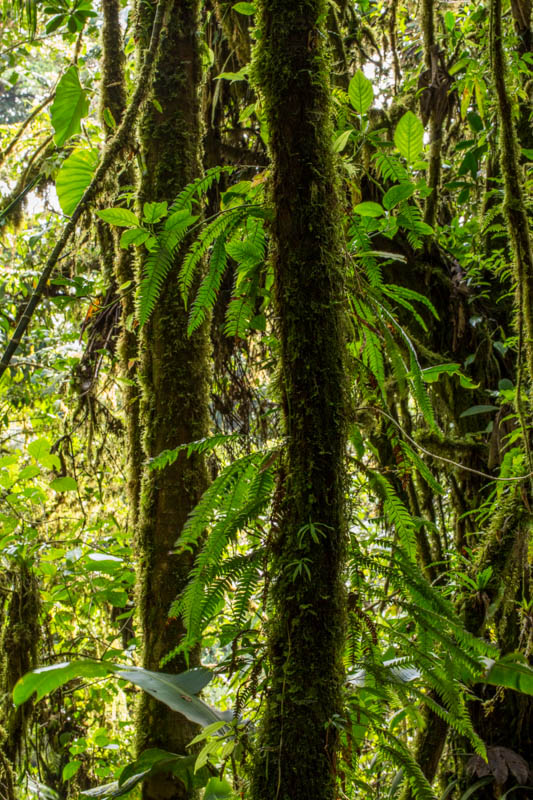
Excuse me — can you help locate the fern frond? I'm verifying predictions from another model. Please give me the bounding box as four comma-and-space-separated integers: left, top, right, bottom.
149, 433, 242, 471
374, 153, 410, 184
137, 209, 197, 326
179, 207, 246, 302
187, 236, 229, 334
369, 473, 417, 560
170, 165, 236, 213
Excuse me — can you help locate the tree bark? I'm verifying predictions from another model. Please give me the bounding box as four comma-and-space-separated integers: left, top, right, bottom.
250, 3, 348, 799
134, 3, 211, 799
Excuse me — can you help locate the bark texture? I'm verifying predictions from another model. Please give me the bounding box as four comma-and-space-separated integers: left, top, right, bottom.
250, 3, 348, 799
134, 3, 211, 800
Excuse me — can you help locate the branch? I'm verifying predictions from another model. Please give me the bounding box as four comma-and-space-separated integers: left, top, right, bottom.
0, 92, 54, 168
0, 0, 172, 380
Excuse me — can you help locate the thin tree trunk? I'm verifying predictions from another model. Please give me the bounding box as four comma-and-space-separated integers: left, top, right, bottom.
250, 3, 348, 799
100, 0, 142, 525
133, 3, 211, 799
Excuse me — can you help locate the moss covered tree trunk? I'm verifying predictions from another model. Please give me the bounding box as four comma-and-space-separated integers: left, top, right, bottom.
0, 564, 40, 800
100, 0, 143, 524
134, 3, 211, 800
250, 3, 348, 799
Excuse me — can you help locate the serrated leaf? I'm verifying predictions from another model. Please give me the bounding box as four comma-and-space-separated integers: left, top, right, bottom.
120, 228, 150, 248
97, 208, 140, 227
394, 111, 424, 163
143, 202, 168, 224
56, 148, 99, 216
348, 70, 374, 114
50, 66, 89, 146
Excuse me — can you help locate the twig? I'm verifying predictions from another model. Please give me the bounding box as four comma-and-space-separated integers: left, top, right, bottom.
355, 405, 533, 483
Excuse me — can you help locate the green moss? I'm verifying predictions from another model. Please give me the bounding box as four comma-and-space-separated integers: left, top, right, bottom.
133, 3, 211, 798
250, 2, 348, 798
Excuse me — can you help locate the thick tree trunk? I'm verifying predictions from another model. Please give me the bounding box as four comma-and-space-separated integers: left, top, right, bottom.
134, 3, 211, 800
250, 3, 348, 799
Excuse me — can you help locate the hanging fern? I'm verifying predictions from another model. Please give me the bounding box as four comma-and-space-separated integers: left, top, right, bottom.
137, 209, 198, 326
169, 450, 276, 654
178, 207, 248, 303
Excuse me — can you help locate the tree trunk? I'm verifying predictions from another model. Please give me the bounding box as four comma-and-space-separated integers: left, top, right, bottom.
250, 3, 348, 799
134, 3, 211, 799
100, 0, 143, 525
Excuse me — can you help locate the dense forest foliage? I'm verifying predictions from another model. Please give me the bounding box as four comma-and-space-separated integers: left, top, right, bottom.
1, 1, 533, 798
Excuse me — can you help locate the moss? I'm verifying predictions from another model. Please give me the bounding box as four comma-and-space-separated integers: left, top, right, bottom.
250, 2, 348, 799
0, 564, 40, 783
491, 0, 533, 397
99, 0, 127, 138
133, 3, 211, 799
99, 0, 142, 525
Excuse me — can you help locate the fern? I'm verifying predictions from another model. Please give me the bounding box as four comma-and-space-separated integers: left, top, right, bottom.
149, 433, 242, 471
397, 205, 432, 250
179, 207, 247, 303
169, 165, 235, 214
369, 472, 417, 560
187, 235, 229, 334
374, 152, 411, 185
137, 209, 197, 326
171, 451, 275, 653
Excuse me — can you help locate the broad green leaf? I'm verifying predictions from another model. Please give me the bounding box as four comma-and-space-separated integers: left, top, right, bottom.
14, 661, 220, 728
232, 2, 255, 13
143, 202, 168, 224
18, 465, 40, 480
383, 182, 415, 210
62, 761, 82, 781
50, 476, 78, 492
354, 201, 384, 217
420, 363, 462, 382
120, 228, 150, 248
114, 665, 225, 728
97, 208, 140, 227
56, 148, 99, 216
13, 660, 111, 705
28, 437, 60, 469
204, 778, 234, 800
28, 437, 51, 461
84, 553, 124, 574
444, 11, 455, 30
459, 404, 498, 418
394, 111, 424, 163
348, 70, 374, 114
50, 66, 89, 146
333, 129, 352, 153
81, 775, 151, 800
481, 655, 533, 695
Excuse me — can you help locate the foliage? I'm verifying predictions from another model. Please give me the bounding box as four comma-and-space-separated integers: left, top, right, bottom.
0, 1, 532, 799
